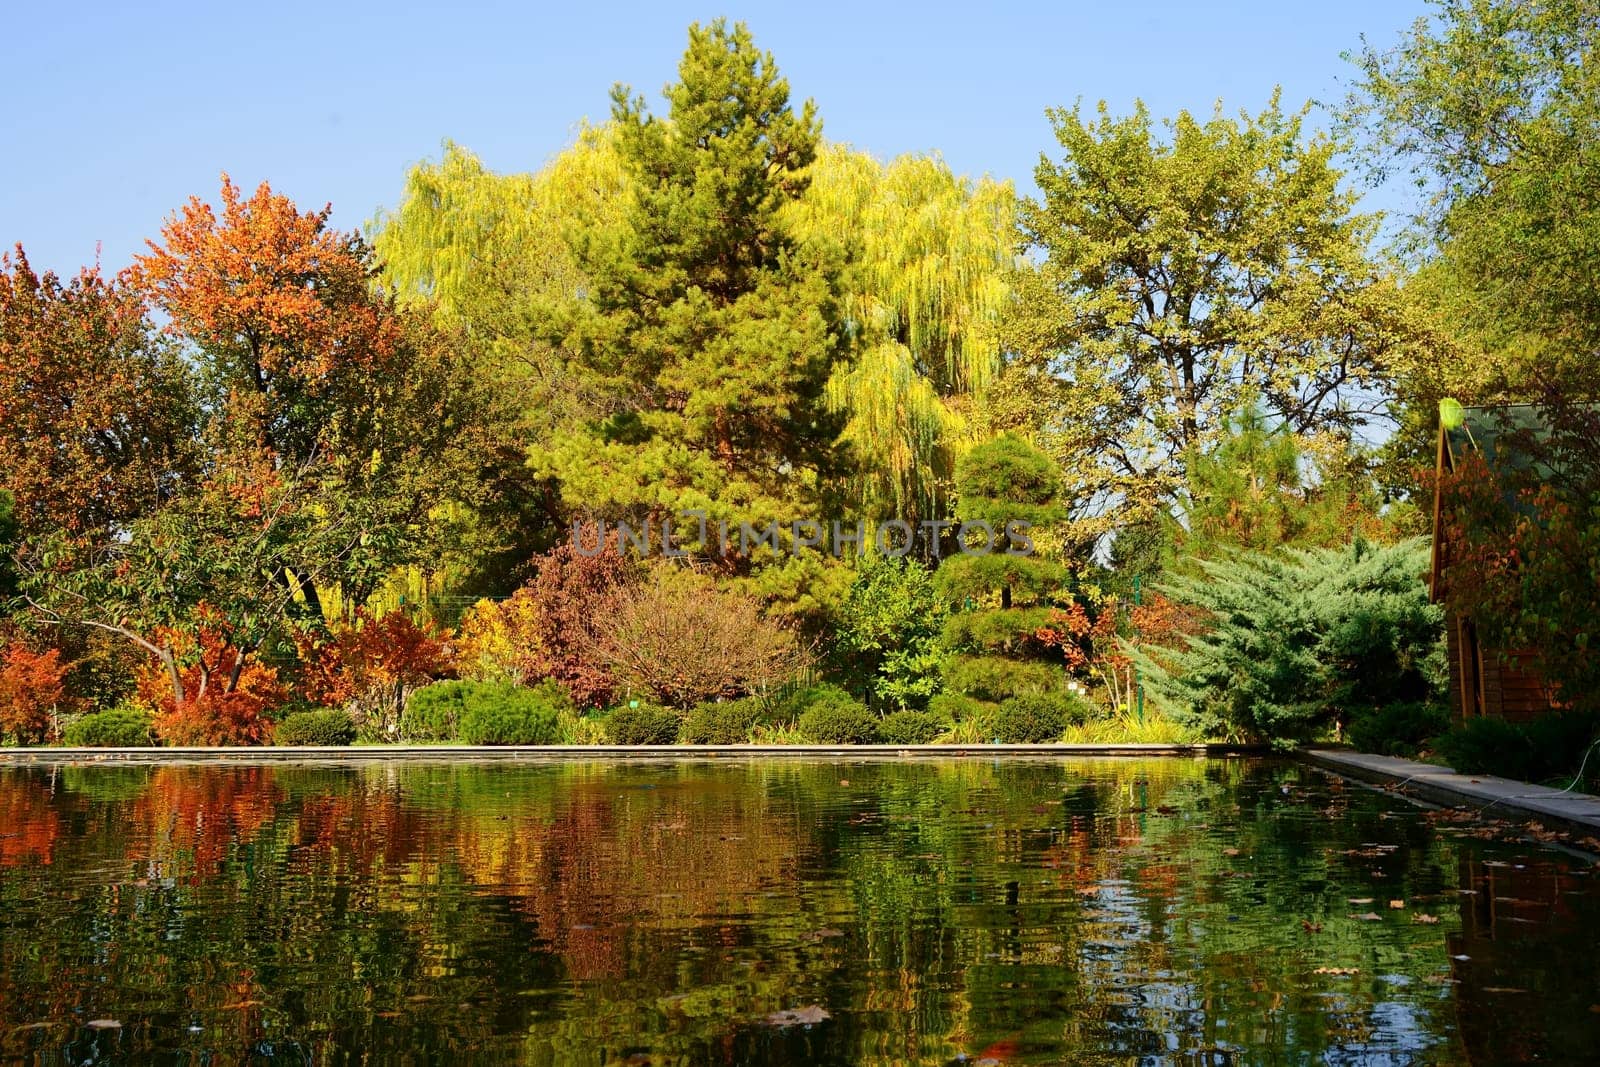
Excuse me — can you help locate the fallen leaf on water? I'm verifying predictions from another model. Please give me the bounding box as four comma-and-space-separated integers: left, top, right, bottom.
1300, 920, 1323, 933
1414, 914, 1440, 924
1313, 967, 1358, 975
1222, 848, 1241, 857
974, 1036, 1020, 1062
764, 1005, 831, 1027
1388, 900, 1406, 909
1350, 912, 1383, 921
1348, 898, 1374, 905
85, 1020, 122, 1030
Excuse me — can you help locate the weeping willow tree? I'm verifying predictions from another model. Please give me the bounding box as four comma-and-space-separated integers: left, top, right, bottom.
362, 130, 631, 600
790, 147, 1017, 523
371, 127, 627, 442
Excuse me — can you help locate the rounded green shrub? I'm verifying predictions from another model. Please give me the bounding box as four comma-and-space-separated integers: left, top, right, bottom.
607, 703, 681, 745
798, 689, 880, 744
992, 692, 1086, 743
681, 698, 763, 744
274, 709, 357, 746
928, 692, 990, 722
457, 688, 562, 745
1347, 702, 1449, 758
62, 707, 156, 748
1435, 709, 1600, 789
402, 680, 473, 741
1434, 716, 1535, 779
879, 709, 945, 745
941, 656, 1064, 702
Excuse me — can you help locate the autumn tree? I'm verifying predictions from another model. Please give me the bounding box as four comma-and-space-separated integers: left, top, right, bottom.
592, 565, 807, 708
998, 95, 1422, 550
0, 640, 70, 745
0, 247, 196, 539
20, 178, 482, 721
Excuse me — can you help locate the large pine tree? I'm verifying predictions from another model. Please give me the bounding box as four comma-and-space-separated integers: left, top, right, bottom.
537, 21, 849, 585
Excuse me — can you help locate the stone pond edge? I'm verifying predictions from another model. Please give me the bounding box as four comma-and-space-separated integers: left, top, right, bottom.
1301, 747, 1600, 837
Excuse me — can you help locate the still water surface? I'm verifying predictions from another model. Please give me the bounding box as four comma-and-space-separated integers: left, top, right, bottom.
1, 758, 1597, 1064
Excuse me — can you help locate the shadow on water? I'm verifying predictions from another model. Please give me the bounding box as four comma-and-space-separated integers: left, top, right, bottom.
0, 757, 1596, 1064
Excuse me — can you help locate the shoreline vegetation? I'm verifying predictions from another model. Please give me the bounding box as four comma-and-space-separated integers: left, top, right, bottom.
3, 9, 1598, 796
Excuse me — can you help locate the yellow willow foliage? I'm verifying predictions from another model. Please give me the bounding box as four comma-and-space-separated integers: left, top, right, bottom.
789, 146, 1018, 520
370, 126, 625, 339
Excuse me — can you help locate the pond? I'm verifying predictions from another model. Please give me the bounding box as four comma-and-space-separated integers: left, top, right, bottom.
1, 757, 1597, 1064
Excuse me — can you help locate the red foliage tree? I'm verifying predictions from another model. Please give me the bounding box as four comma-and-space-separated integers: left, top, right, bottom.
0, 246, 194, 537
135, 610, 288, 746
295, 609, 453, 733
0, 641, 70, 744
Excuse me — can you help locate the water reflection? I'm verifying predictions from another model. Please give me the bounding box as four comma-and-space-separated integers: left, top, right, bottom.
0, 758, 1595, 1064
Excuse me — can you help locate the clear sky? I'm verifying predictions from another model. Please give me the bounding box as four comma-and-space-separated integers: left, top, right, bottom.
2, 0, 1430, 276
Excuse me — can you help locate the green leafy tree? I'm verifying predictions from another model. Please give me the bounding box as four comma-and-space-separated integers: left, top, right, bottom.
1132, 538, 1445, 747
997, 95, 1421, 552
533, 20, 849, 614
1348, 1, 1600, 712
832, 555, 947, 709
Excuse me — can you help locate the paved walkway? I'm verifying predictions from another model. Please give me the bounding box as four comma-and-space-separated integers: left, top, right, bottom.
1302, 747, 1600, 838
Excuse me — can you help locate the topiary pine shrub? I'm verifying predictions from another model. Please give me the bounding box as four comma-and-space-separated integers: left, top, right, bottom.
940, 656, 1065, 702
274, 709, 358, 746
935, 434, 1074, 711
606, 703, 682, 745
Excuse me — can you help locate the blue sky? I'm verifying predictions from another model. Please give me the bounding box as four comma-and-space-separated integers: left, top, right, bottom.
2, 0, 1430, 276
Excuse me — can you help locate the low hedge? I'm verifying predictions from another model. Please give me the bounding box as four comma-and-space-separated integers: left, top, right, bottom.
797, 688, 880, 744
62, 707, 156, 748
607, 704, 682, 745
991, 692, 1088, 743
1346, 702, 1449, 758
458, 694, 562, 745
681, 699, 763, 744
274, 709, 357, 746
879, 709, 946, 745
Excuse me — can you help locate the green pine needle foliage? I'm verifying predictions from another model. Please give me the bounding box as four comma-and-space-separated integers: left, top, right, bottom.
1131, 538, 1445, 748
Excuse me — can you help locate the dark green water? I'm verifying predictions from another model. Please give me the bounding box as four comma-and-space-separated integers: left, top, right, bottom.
1, 758, 1596, 1065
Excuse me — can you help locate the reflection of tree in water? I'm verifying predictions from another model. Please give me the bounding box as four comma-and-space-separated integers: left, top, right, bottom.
0, 760, 1596, 1063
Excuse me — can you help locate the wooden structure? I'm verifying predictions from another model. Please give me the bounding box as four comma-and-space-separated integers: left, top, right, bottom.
1429, 405, 1564, 724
